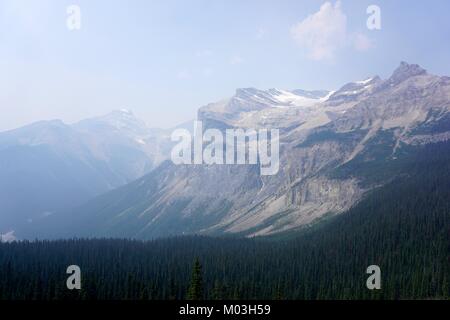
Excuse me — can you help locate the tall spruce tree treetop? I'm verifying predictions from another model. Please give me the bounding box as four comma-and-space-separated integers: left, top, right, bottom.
187, 258, 204, 300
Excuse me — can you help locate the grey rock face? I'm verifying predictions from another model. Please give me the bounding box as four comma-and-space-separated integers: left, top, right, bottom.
50, 62, 450, 239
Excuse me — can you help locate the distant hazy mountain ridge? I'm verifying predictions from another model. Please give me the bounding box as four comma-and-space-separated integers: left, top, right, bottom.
0, 110, 171, 236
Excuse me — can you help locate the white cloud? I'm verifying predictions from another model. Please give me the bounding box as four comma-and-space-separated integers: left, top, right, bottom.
290, 1, 373, 60
230, 55, 244, 65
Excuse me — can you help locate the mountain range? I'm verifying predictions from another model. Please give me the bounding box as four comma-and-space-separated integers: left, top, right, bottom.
0, 109, 177, 237
2, 62, 449, 240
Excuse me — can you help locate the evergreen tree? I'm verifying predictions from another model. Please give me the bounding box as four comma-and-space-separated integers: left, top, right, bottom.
187, 258, 204, 300
212, 280, 223, 300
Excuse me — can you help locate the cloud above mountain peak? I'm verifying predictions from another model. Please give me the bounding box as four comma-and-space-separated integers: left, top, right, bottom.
290, 1, 373, 61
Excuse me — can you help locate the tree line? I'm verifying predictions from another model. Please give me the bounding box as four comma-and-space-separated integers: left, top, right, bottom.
0, 143, 449, 300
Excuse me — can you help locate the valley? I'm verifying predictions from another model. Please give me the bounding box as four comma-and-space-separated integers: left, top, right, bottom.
19, 62, 449, 240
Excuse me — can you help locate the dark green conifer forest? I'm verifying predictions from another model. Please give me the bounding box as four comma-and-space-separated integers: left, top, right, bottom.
0, 143, 449, 300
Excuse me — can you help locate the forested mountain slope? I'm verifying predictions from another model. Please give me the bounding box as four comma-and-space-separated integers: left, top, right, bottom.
1, 142, 448, 300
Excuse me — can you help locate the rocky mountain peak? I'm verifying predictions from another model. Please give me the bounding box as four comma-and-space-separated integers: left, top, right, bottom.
84, 109, 144, 127
389, 61, 427, 84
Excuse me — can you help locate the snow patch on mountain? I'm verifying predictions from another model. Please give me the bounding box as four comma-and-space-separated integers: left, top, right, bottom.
355, 77, 375, 85
270, 89, 331, 107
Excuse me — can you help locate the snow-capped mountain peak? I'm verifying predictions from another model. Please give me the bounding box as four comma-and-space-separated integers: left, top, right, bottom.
325, 75, 381, 106
270, 88, 331, 106
75, 109, 150, 138
202, 87, 331, 116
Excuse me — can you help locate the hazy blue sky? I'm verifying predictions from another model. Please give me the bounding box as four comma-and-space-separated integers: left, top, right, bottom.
0, 0, 449, 130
